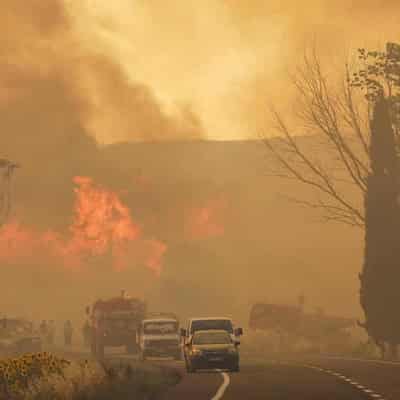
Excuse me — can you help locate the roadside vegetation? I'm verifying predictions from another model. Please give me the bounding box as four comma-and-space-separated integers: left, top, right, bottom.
0, 352, 180, 400
243, 328, 384, 360
264, 42, 400, 359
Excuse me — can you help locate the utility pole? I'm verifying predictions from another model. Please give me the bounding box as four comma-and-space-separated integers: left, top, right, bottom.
0, 158, 19, 226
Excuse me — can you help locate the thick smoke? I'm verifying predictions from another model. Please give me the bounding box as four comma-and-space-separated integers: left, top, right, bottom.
0, 0, 204, 224
0, 0, 202, 320
0, 0, 203, 163
219, 0, 400, 133
76, 0, 400, 138
1, 0, 396, 326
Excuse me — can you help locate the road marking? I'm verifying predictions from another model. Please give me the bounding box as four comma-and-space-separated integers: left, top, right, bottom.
302, 364, 387, 400
323, 356, 400, 366
211, 371, 230, 400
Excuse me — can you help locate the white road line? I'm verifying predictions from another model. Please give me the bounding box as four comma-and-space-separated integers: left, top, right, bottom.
211, 371, 230, 400
303, 364, 387, 400
323, 356, 400, 366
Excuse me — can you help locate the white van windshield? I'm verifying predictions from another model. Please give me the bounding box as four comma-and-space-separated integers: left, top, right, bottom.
144, 321, 178, 334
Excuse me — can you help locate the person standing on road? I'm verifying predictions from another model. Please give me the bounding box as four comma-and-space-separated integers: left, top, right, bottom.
48, 320, 56, 345
39, 320, 47, 342
82, 320, 91, 348
64, 320, 73, 346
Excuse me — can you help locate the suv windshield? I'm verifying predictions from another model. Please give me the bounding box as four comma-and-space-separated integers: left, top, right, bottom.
190, 319, 233, 334
193, 331, 232, 345
144, 321, 178, 334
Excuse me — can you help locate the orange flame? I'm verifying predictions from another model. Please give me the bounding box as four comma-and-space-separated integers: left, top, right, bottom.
69, 176, 141, 255
0, 177, 166, 275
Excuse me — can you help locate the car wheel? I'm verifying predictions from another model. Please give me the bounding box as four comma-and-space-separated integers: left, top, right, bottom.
230, 363, 240, 373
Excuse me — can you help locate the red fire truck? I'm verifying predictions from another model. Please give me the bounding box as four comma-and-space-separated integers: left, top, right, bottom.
86, 291, 146, 359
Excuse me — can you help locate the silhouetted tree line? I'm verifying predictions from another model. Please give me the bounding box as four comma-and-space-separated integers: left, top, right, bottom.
265, 42, 400, 358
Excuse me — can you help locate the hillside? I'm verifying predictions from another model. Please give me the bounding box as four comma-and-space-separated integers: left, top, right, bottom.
3, 139, 363, 321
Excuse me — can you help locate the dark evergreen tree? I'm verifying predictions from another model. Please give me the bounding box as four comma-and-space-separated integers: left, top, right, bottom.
360, 96, 400, 358
263, 42, 400, 356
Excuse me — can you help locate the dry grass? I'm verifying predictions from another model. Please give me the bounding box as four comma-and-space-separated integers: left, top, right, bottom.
0, 353, 181, 400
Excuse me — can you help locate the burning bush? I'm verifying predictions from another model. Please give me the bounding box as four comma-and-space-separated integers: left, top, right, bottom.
0, 176, 166, 274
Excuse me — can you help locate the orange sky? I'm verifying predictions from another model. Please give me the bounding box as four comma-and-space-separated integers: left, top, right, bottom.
68, 0, 400, 142
2, 1, 400, 144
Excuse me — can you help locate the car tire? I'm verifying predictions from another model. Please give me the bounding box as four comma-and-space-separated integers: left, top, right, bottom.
230, 364, 240, 373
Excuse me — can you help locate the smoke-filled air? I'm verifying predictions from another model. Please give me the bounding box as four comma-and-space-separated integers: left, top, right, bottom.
2, 1, 400, 399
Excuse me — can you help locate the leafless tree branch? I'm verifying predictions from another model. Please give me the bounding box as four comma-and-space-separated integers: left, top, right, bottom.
263, 49, 369, 227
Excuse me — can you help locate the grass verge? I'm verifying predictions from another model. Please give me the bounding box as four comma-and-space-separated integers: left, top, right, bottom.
0, 352, 181, 400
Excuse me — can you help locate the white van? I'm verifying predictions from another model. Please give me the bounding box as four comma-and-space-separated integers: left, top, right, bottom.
139, 318, 181, 360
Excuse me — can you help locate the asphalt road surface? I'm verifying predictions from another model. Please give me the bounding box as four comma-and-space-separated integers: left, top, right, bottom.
54, 346, 400, 400
159, 359, 372, 400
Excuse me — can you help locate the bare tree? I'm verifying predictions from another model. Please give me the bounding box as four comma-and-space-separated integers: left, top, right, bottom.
264, 43, 400, 357
263, 48, 371, 227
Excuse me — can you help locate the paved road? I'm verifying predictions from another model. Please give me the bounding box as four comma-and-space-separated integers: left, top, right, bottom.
304, 356, 400, 400
159, 359, 373, 400
53, 346, 399, 399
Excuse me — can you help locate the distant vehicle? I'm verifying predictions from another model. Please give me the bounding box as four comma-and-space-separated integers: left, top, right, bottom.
181, 317, 243, 346
249, 302, 355, 340
139, 313, 181, 360
181, 317, 243, 367
86, 291, 146, 359
184, 329, 240, 373
0, 318, 42, 356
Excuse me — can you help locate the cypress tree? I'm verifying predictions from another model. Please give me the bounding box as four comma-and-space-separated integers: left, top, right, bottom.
360, 96, 400, 358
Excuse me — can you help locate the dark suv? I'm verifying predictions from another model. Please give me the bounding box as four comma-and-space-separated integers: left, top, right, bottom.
185, 329, 240, 373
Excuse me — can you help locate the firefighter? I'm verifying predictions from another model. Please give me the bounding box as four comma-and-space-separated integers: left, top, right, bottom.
47, 320, 56, 345
64, 320, 73, 346
39, 320, 48, 341
82, 320, 91, 348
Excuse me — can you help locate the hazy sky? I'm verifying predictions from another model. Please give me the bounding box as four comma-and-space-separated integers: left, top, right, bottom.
67, 0, 400, 142
2, 1, 387, 320
3, 1, 400, 143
